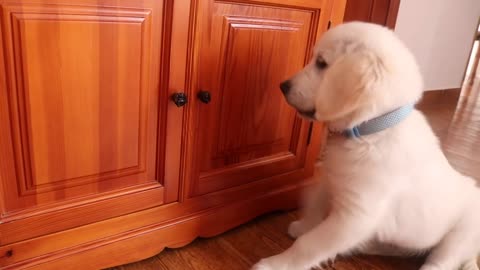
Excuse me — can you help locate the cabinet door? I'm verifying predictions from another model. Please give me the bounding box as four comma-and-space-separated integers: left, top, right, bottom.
0, 0, 180, 243
185, 0, 332, 196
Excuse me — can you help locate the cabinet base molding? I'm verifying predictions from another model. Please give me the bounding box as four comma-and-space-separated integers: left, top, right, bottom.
1, 182, 309, 270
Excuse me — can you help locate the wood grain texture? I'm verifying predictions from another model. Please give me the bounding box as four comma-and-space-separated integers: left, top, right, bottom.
109, 212, 423, 270
443, 72, 480, 176
1, 182, 306, 270
343, 0, 400, 29
0, 0, 344, 269
0, 0, 179, 241
162, 0, 190, 204
184, 0, 332, 197
0, 165, 316, 267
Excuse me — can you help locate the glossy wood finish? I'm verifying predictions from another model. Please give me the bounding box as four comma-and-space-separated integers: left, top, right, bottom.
0, 0, 346, 269
0, 0, 178, 241
344, 0, 400, 29
111, 213, 424, 270
110, 74, 480, 270
0, 167, 313, 268
443, 73, 480, 176
185, 0, 332, 196
3, 184, 306, 270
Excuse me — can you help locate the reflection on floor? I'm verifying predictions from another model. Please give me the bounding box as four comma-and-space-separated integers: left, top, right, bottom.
110, 79, 480, 270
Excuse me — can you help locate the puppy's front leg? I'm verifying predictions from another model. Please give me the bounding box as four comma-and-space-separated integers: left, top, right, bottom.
288, 180, 330, 239
252, 211, 380, 270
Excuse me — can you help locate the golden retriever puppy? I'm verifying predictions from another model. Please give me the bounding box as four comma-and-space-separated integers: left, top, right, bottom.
252, 22, 480, 270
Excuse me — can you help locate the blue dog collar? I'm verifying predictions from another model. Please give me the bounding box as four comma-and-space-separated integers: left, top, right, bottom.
343, 104, 415, 138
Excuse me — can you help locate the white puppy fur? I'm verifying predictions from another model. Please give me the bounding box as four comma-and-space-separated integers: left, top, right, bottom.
252, 22, 480, 270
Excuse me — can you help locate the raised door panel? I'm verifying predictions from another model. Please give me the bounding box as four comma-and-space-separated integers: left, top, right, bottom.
13, 12, 146, 197
186, 0, 331, 196
0, 0, 178, 230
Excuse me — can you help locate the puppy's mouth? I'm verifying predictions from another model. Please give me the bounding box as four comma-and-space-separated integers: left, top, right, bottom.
297, 109, 316, 119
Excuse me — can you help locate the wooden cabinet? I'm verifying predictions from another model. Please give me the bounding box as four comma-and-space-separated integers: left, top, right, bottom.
0, 0, 345, 269
0, 0, 181, 244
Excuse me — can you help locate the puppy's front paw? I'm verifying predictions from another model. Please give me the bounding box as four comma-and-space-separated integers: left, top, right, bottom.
288, 220, 306, 239
251, 255, 289, 270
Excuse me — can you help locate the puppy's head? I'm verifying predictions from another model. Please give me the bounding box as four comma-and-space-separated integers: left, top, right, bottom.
280, 22, 423, 131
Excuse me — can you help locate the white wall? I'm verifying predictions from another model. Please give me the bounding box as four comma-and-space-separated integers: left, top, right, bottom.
395, 0, 480, 90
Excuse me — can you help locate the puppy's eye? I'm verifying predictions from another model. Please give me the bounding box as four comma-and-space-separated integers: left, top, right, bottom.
315, 58, 328, 69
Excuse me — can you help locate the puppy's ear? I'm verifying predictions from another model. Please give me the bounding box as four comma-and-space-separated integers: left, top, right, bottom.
315, 49, 384, 122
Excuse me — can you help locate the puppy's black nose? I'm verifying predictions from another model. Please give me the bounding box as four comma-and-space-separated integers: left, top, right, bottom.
280, 80, 292, 95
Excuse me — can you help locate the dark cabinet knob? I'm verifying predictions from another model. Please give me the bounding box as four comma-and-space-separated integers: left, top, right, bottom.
197, 90, 211, 104
171, 92, 187, 107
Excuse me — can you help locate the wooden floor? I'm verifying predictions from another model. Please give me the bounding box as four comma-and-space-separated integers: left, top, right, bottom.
109, 78, 480, 270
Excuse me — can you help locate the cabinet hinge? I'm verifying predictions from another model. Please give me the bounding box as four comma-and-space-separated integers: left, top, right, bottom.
306, 123, 314, 145
327, 20, 332, 29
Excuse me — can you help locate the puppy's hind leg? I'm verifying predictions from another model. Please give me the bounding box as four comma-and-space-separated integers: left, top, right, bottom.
288, 179, 330, 239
